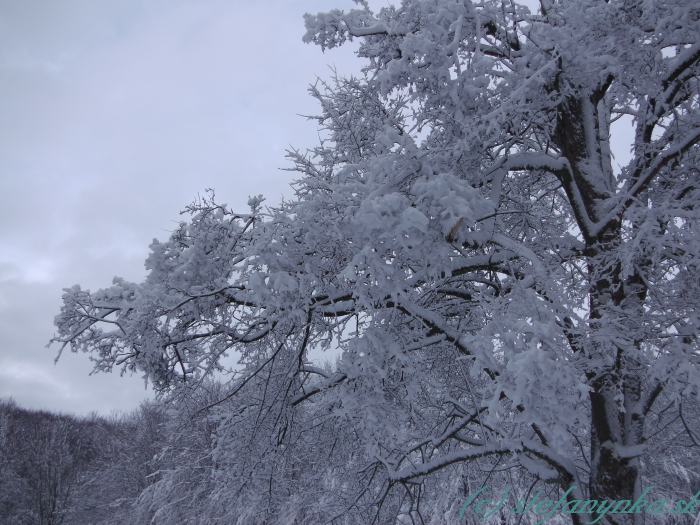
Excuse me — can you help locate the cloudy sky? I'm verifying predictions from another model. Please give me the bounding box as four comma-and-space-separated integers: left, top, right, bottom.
0, 0, 362, 415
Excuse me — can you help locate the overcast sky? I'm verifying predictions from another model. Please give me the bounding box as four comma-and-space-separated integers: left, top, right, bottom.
0, 0, 362, 416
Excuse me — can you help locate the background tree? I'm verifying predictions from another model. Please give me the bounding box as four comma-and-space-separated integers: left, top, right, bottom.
0, 399, 167, 525
52, 1, 700, 523
0, 401, 107, 525
67, 403, 166, 524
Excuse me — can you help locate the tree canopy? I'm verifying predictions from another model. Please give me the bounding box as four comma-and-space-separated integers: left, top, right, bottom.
52, 1, 700, 523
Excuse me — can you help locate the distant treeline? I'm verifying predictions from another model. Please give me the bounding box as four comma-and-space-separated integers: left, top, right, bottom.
0, 399, 163, 525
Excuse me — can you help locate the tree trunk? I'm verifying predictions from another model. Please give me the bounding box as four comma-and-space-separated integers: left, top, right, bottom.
587, 225, 646, 524
555, 89, 649, 522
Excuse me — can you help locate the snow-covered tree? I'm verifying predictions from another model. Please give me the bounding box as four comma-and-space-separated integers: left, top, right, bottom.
52, 1, 700, 523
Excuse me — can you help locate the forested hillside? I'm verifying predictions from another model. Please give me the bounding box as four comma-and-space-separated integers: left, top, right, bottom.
0, 399, 163, 524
